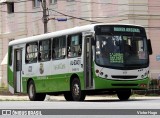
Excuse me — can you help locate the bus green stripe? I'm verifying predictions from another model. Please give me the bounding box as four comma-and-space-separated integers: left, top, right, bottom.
22, 72, 84, 93
7, 66, 14, 87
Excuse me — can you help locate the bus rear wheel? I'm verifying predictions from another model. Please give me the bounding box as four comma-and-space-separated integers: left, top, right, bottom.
28, 80, 46, 101
117, 89, 131, 101
64, 78, 86, 101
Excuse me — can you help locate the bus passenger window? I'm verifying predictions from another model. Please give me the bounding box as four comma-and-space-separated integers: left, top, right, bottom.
67, 33, 82, 58
52, 36, 66, 60
38, 39, 51, 62
25, 42, 38, 63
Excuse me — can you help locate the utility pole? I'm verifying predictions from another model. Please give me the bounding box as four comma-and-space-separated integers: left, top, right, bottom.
42, 0, 48, 33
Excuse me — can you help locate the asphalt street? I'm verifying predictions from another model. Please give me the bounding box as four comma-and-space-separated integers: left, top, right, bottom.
0, 95, 160, 118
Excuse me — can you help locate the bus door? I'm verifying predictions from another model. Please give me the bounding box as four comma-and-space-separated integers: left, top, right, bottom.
84, 36, 93, 89
14, 49, 22, 93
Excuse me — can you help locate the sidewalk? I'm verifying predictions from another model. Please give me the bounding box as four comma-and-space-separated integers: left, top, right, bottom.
0, 94, 160, 101
0, 95, 29, 101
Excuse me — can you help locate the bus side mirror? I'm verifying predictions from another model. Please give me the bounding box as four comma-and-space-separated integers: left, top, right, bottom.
147, 39, 152, 55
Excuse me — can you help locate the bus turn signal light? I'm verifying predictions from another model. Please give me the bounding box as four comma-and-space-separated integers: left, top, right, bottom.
140, 84, 147, 88
96, 69, 99, 73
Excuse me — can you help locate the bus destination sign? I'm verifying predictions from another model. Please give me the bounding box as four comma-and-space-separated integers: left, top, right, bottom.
114, 27, 140, 33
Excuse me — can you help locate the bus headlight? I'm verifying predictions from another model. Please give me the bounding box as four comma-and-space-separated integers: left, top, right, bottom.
144, 72, 147, 77
100, 72, 103, 76
105, 74, 108, 78
141, 72, 148, 79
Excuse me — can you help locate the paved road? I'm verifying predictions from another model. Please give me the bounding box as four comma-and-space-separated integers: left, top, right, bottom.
0, 95, 160, 118
0, 95, 160, 109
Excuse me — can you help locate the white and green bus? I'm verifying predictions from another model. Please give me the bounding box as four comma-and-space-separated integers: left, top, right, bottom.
7, 23, 152, 101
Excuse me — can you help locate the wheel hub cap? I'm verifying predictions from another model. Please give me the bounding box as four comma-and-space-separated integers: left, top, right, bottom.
73, 84, 79, 96
29, 84, 34, 98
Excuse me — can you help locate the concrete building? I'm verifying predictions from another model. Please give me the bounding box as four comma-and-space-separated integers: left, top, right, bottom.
0, 0, 160, 86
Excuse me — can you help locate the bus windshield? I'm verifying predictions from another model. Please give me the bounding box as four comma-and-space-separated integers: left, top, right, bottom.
95, 34, 148, 69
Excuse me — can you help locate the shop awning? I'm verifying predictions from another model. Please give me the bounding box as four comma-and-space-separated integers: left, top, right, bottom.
0, 0, 7, 3
1, 53, 8, 65
0, 0, 14, 4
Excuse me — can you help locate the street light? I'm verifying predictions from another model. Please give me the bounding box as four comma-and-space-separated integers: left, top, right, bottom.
56, 18, 67, 22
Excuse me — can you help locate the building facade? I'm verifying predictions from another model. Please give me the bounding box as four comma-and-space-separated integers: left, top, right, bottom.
0, 0, 160, 86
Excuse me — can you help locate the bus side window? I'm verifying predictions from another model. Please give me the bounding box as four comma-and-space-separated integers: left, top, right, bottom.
67, 33, 82, 58
52, 36, 66, 60
25, 42, 38, 64
38, 39, 51, 62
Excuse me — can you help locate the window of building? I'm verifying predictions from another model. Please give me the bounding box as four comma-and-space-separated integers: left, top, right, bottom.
7, 2, 14, 14
50, 0, 57, 4
33, 0, 41, 8
67, 33, 82, 58
52, 36, 66, 59
38, 39, 51, 62
26, 42, 38, 63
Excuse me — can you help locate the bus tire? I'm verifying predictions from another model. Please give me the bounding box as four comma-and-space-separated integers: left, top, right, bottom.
117, 89, 131, 101
64, 92, 73, 101
70, 78, 86, 101
28, 80, 46, 101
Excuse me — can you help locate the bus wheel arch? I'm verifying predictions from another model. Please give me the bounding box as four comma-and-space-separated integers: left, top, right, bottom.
70, 74, 79, 87
27, 78, 33, 93
27, 78, 46, 101
69, 74, 86, 101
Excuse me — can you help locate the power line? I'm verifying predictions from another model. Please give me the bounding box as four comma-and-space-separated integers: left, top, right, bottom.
49, 9, 102, 23
49, 8, 160, 20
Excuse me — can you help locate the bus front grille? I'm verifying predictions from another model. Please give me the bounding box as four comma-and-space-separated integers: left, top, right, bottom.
111, 75, 138, 79
112, 84, 138, 86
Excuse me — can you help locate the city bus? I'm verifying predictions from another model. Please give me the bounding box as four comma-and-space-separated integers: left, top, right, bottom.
7, 23, 152, 101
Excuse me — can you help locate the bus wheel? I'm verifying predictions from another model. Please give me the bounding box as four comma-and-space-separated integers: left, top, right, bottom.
28, 80, 46, 101
71, 78, 86, 101
64, 92, 73, 101
117, 89, 131, 101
